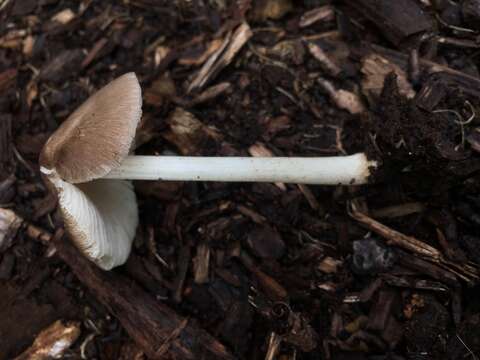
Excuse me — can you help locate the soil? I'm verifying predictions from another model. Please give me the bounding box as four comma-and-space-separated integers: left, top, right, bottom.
3, 0, 480, 359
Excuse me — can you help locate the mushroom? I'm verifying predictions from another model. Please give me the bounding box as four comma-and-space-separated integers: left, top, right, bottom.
40, 72, 377, 270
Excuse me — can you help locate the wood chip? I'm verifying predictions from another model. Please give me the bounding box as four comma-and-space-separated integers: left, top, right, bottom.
347, 0, 433, 45
370, 202, 425, 218
163, 108, 222, 155
318, 257, 342, 274
317, 78, 366, 114
308, 42, 341, 77
22, 35, 35, 57
14, 320, 81, 360
350, 202, 441, 259
0, 29, 27, 49
144, 74, 177, 106
0, 115, 13, 173
0, 208, 22, 252
178, 39, 224, 66
81, 37, 109, 68
0, 69, 17, 95
188, 82, 232, 106
193, 242, 210, 284
51, 8, 76, 25
251, 0, 293, 21
188, 22, 252, 93
39, 49, 84, 83
299, 5, 335, 28
361, 54, 415, 100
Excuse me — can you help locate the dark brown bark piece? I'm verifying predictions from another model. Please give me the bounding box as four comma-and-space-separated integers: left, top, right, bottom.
0, 69, 17, 96
53, 232, 236, 360
415, 75, 448, 111
370, 44, 480, 98
39, 49, 84, 83
347, 0, 433, 45
0, 114, 13, 179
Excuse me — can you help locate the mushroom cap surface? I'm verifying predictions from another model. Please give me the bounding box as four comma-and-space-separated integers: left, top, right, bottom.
39, 73, 141, 269
40, 72, 142, 183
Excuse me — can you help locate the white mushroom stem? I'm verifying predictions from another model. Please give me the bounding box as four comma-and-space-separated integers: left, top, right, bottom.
105, 153, 376, 185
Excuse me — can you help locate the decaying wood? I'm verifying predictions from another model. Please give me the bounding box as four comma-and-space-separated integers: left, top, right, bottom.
370, 202, 425, 219
350, 203, 442, 259
317, 77, 365, 114
381, 274, 449, 292
51, 230, 236, 360
39, 49, 84, 83
14, 320, 81, 360
193, 241, 210, 284
271, 303, 318, 352
0, 114, 12, 176
251, 0, 292, 21
4, 208, 234, 359
308, 43, 341, 77
188, 22, 252, 93
81, 37, 109, 68
0, 174, 15, 204
0, 208, 22, 252
299, 6, 335, 28
361, 53, 415, 100
347, 0, 433, 45
396, 250, 458, 286
239, 251, 288, 301
173, 243, 190, 303
187, 82, 232, 106
415, 75, 448, 111
349, 203, 480, 284
0, 69, 16, 95
369, 43, 480, 99
163, 107, 222, 155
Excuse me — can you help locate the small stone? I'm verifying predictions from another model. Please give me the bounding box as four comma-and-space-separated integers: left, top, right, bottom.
352, 238, 396, 275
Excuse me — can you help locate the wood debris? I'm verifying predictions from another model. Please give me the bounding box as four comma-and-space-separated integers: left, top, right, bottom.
251, 0, 292, 21
308, 42, 341, 77
50, 9, 76, 25
0, 208, 22, 252
347, 0, 433, 45
4, 1, 480, 358
0, 69, 17, 95
14, 320, 81, 360
361, 53, 415, 100
163, 107, 222, 155
299, 6, 335, 28
317, 77, 366, 114
188, 22, 252, 93
187, 82, 232, 106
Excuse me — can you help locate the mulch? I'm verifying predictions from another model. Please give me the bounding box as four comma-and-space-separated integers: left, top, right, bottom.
2, 0, 480, 359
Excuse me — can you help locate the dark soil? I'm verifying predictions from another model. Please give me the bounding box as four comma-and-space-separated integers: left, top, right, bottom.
3, 0, 480, 359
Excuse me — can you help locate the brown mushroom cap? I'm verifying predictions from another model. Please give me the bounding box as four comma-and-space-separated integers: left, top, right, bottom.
40, 72, 142, 183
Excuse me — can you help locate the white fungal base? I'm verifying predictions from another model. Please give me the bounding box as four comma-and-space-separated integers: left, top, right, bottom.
105, 153, 377, 185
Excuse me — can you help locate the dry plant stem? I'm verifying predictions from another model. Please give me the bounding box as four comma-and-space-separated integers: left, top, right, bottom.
349, 203, 480, 283
349, 203, 442, 259
106, 153, 375, 185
